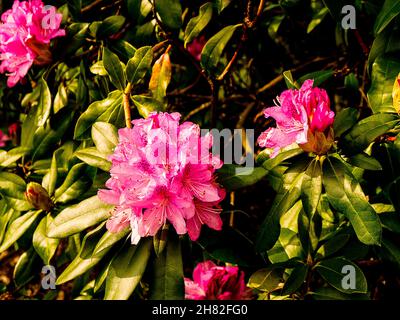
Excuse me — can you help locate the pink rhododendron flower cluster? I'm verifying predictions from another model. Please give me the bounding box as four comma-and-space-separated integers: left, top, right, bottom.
0, 0, 65, 87
98, 112, 225, 244
257, 79, 335, 157
185, 261, 252, 300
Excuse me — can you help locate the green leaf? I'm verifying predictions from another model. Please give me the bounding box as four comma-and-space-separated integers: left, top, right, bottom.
184, 2, 213, 47
0, 172, 32, 211
214, 0, 232, 14
36, 77, 52, 127
307, 7, 329, 33
298, 69, 334, 86
217, 165, 268, 191
333, 108, 359, 137
13, 248, 39, 287
33, 215, 60, 264
381, 238, 400, 268
97, 15, 126, 38
309, 287, 369, 300
256, 160, 307, 252
315, 257, 368, 294
126, 46, 153, 85
0, 210, 41, 253
149, 52, 172, 103
103, 47, 126, 91
346, 153, 383, 171
374, 0, 400, 35
368, 56, 400, 114
155, 0, 182, 30
47, 196, 112, 238
54, 163, 93, 204
92, 122, 119, 155
343, 114, 400, 155
0, 147, 30, 168
32, 109, 74, 161
57, 225, 129, 284
283, 70, 299, 89
74, 91, 124, 139
104, 238, 152, 300
248, 267, 281, 293
200, 24, 241, 75
131, 95, 165, 117
127, 0, 152, 24
301, 159, 322, 217
90, 61, 108, 76
281, 264, 308, 295
315, 234, 350, 260
322, 157, 382, 245
150, 232, 184, 300
322, 0, 346, 22
75, 148, 112, 172
368, 26, 400, 67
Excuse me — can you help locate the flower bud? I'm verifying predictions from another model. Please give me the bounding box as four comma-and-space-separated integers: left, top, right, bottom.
300, 127, 334, 155
25, 182, 54, 211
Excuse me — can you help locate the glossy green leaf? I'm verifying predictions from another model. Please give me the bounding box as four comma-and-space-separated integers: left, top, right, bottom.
13, 248, 39, 287
131, 95, 165, 118
97, 15, 126, 38
248, 267, 281, 293
333, 108, 359, 137
281, 264, 308, 295
75, 148, 111, 172
322, 157, 382, 245
256, 160, 307, 252
36, 77, 52, 127
368, 56, 400, 114
126, 46, 153, 85
74, 91, 124, 139
47, 196, 112, 238
301, 159, 322, 217
343, 114, 400, 155
33, 214, 60, 264
92, 122, 119, 155
104, 238, 152, 300
0, 172, 32, 211
150, 232, 184, 300
200, 24, 241, 75
155, 0, 182, 30
346, 153, 382, 171
315, 234, 350, 260
54, 163, 93, 204
103, 47, 126, 91
374, 0, 400, 35
0, 210, 41, 253
184, 2, 213, 47
315, 257, 368, 294
217, 165, 268, 191
57, 225, 129, 284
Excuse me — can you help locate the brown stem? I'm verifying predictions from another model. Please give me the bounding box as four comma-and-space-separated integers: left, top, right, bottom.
81, 0, 105, 14
123, 83, 132, 128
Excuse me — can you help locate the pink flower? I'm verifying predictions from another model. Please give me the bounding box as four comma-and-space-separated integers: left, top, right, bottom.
0, 0, 65, 87
187, 35, 207, 61
184, 261, 252, 300
98, 112, 225, 244
257, 79, 335, 157
0, 129, 10, 147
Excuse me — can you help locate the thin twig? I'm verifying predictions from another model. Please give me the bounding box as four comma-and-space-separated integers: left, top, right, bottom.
182, 102, 212, 121
81, 0, 105, 13
123, 83, 132, 128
